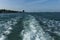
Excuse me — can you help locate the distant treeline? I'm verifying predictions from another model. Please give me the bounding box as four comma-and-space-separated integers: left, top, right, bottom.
0, 9, 25, 13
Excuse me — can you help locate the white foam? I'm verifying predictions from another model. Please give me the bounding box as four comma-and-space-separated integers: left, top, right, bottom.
22, 15, 53, 40
0, 35, 6, 40
0, 16, 20, 40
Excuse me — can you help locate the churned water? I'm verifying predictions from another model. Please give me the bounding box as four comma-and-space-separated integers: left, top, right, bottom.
0, 13, 60, 40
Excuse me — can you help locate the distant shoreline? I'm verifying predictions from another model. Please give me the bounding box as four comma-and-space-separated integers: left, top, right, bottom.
0, 9, 25, 13
0, 9, 60, 13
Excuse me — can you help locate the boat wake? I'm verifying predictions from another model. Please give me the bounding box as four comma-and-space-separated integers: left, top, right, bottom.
0, 14, 60, 40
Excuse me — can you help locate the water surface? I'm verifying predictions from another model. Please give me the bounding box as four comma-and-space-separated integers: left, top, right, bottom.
0, 13, 60, 40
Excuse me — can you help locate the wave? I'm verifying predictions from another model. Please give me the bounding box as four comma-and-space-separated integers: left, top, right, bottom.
0, 14, 60, 40
0, 16, 21, 40
21, 15, 54, 40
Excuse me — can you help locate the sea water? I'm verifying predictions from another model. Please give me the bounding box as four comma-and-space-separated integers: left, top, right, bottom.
0, 13, 60, 40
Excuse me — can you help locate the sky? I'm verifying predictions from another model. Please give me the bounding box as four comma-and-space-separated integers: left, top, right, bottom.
0, 0, 60, 12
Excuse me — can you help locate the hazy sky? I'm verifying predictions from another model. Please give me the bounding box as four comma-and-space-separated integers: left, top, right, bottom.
0, 0, 60, 12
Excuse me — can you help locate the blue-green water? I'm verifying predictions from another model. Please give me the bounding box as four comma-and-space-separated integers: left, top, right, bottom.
0, 13, 60, 40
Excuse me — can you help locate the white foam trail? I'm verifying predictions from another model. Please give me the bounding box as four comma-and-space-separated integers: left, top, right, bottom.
21, 15, 54, 40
